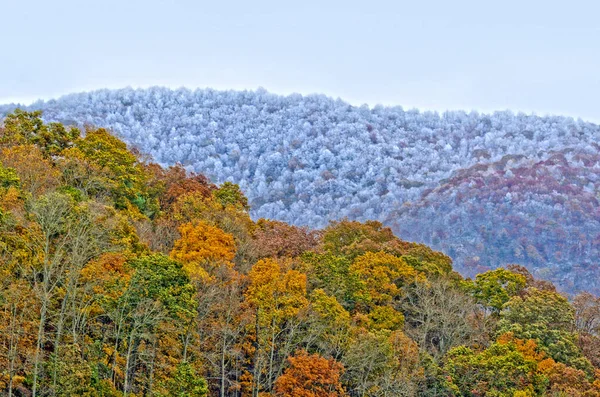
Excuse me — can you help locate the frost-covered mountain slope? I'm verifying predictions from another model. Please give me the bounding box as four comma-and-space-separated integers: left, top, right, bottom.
2, 87, 600, 292
2, 87, 598, 225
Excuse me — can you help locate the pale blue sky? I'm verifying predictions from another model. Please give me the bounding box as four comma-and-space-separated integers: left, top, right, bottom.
1, 0, 599, 121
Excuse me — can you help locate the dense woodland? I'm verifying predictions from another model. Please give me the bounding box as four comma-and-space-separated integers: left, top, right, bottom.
3, 87, 600, 293
0, 110, 600, 396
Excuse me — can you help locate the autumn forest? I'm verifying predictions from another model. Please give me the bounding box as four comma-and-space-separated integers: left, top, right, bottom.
1, 109, 600, 396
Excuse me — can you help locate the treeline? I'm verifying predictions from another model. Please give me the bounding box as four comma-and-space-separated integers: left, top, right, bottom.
0, 110, 599, 396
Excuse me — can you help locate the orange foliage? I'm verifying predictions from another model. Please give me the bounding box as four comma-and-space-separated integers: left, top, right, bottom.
80, 252, 131, 299
497, 332, 547, 362
274, 350, 346, 397
170, 221, 236, 278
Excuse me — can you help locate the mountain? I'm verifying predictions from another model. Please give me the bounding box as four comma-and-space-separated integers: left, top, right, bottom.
1, 112, 599, 396
2, 86, 600, 293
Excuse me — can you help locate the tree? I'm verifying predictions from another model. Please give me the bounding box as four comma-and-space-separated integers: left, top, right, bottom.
342, 330, 427, 397
320, 220, 402, 259
163, 362, 208, 397
349, 251, 421, 308
251, 219, 319, 260
305, 289, 351, 359
171, 191, 254, 266
245, 259, 309, 395
274, 350, 346, 397
498, 288, 592, 372
170, 221, 236, 279
1, 109, 80, 156
300, 252, 360, 311
445, 342, 543, 396
402, 279, 490, 359
148, 163, 215, 211
1, 145, 59, 197
112, 254, 196, 395
213, 181, 249, 210
573, 292, 600, 335
468, 267, 527, 313
70, 127, 157, 215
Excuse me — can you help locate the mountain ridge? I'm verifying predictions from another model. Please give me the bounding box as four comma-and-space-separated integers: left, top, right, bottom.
2, 86, 599, 293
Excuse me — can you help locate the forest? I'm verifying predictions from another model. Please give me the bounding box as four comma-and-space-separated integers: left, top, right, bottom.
3, 87, 600, 294
0, 110, 599, 396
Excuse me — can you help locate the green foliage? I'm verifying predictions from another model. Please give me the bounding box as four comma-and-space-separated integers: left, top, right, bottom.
367, 305, 404, 331
163, 362, 208, 397
1, 109, 80, 156
468, 267, 527, 313
57, 185, 84, 202
0, 164, 19, 189
445, 342, 545, 396
127, 254, 197, 321
320, 219, 398, 259
301, 252, 361, 310
72, 127, 158, 215
498, 288, 593, 373
212, 181, 248, 209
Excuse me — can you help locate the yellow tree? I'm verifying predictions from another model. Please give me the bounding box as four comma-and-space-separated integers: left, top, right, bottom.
306, 289, 351, 359
245, 259, 309, 395
1, 145, 59, 197
349, 251, 421, 307
170, 221, 236, 280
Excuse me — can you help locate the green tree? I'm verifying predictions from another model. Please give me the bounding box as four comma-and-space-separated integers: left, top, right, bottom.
1, 109, 80, 156
163, 362, 208, 397
70, 127, 157, 215
213, 181, 249, 209
445, 342, 544, 396
498, 288, 592, 373
468, 267, 527, 313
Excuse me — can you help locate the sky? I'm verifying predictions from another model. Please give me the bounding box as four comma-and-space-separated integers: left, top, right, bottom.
1, 0, 599, 121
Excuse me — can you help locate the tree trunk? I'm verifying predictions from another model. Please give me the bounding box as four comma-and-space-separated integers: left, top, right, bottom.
147, 337, 158, 396
268, 320, 276, 391
252, 310, 261, 397
123, 331, 136, 396
221, 335, 227, 397
52, 289, 70, 389
32, 297, 48, 397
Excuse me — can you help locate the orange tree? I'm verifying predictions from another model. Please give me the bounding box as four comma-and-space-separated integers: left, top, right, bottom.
274, 350, 346, 397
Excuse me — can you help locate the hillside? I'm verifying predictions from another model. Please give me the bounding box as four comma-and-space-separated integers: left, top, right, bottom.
2, 87, 600, 293
0, 111, 599, 396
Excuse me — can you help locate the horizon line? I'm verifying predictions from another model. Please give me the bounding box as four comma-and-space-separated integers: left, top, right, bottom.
1, 85, 598, 125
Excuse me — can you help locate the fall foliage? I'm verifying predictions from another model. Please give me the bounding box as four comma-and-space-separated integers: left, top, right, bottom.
273, 350, 346, 397
0, 110, 598, 397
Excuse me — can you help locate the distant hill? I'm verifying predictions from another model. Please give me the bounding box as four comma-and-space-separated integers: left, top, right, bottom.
3, 86, 600, 293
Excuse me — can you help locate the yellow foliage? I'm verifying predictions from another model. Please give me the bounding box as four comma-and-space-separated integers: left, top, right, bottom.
246, 258, 308, 324
1, 144, 59, 196
350, 251, 422, 306
0, 186, 22, 211
172, 191, 254, 245
513, 390, 534, 397
367, 305, 405, 331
